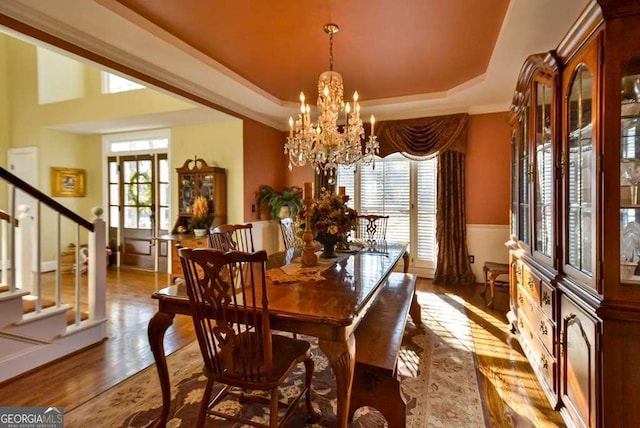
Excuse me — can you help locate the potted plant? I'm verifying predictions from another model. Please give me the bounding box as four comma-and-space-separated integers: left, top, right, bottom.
188, 196, 213, 236
256, 185, 303, 219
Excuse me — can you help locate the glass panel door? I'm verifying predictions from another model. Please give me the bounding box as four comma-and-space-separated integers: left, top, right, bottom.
511, 127, 518, 238
620, 53, 640, 283
518, 104, 531, 247
534, 81, 554, 260
566, 64, 594, 280
108, 154, 168, 270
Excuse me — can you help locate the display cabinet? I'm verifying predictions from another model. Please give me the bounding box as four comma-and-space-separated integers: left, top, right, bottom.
507, 51, 561, 409
172, 157, 227, 233
508, 2, 640, 426
159, 157, 226, 283
619, 60, 640, 282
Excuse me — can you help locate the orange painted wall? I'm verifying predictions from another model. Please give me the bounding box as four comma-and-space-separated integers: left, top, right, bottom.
466, 112, 511, 225
242, 112, 511, 225
285, 164, 314, 190
242, 119, 288, 221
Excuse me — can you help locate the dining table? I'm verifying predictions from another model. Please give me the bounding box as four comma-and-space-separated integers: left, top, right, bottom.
147, 240, 415, 428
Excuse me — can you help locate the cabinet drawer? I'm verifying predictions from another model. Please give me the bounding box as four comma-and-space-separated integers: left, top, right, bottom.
517, 284, 555, 353
540, 280, 555, 319
179, 238, 208, 249
171, 238, 209, 279
517, 310, 557, 399
521, 264, 542, 304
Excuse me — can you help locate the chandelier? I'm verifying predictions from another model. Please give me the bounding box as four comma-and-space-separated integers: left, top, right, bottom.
285, 23, 379, 174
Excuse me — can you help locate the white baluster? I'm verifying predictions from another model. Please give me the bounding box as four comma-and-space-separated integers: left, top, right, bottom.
88, 207, 107, 325
15, 204, 32, 293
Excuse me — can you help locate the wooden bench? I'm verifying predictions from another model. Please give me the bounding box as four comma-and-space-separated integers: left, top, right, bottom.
349, 272, 418, 427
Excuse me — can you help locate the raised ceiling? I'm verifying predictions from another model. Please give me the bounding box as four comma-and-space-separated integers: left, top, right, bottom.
115, 0, 510, 103
0, 0, 590, 130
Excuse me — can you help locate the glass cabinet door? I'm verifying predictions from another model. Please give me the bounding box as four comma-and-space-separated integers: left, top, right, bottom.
565, 64, 595, 287
519, 104, 531, 247
511, 127, 518, 238
620, 53, 640, 283
179, 173, 195, 214
534, 81, 554, 261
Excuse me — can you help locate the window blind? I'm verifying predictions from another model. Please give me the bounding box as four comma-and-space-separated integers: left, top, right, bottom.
337, 153, 438, 267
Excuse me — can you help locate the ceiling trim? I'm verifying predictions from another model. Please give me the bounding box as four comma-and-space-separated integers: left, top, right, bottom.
0, 0, 288, 129
0, 0, 591, 131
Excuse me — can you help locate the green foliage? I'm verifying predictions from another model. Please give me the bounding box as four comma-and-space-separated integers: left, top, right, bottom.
256, 185, 303, 219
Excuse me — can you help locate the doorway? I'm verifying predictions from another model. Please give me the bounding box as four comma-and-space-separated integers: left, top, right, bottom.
7, 147, 38, 216
107, 153, 169, 271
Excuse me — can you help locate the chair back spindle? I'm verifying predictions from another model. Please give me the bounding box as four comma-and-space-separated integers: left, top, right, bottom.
179, 248, 272, 384
209, 223, 255, 253
357, 214, 389, 246
178, 247, 318, 427
279, 217, 302, 250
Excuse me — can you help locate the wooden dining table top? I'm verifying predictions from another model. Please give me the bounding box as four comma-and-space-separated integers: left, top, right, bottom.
153, 241, 408, 330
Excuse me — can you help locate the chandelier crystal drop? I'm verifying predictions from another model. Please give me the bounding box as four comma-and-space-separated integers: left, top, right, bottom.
285, 23, 379, 174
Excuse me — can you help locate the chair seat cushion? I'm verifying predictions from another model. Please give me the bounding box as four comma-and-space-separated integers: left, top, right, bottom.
219, 332, 311, 384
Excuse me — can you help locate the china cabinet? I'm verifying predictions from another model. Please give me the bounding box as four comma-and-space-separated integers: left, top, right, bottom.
508, 1, 640, 426
162, 157, 226, 282
172, 157, 226, 233
508, 51, 561, 408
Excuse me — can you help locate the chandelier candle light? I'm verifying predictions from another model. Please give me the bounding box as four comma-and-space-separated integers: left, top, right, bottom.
285, 23, 379, 174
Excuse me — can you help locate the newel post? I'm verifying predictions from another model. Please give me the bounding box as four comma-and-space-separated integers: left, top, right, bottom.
15, 204, 33, 293
88, 207, 107, 325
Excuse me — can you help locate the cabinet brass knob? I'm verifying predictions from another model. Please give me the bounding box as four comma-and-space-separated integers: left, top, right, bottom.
540, 353, 548, 369
539, 321, 548, 336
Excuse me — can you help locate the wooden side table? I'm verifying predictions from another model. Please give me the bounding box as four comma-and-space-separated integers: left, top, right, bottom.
481, 262, 510, 308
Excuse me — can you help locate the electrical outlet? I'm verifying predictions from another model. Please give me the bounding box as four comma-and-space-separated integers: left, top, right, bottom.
469, 255, 475, 264
251, 204, 256, 213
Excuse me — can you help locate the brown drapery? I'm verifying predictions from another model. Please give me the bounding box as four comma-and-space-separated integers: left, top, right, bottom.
375, 113, 475, 285
375, 113, 469, 157
432, 150, 476, 285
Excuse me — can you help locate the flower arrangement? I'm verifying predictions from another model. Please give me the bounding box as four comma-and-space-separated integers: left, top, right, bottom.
297, 188, 358, 242
188, 196, 213, 230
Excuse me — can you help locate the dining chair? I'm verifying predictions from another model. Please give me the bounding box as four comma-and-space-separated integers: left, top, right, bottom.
357, 214, 389, 246
178, 247, 319, 427
279, 217, 302, 250
208, 223, 255, 252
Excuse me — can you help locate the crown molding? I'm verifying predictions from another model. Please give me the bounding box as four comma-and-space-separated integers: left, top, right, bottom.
0, 0, 288, 130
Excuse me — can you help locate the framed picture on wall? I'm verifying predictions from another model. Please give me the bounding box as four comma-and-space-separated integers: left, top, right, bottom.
51, 167, 86, 197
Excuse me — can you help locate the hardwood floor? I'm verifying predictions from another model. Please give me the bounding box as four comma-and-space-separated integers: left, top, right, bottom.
418, 280, 565, 428
0, 269, 565, 427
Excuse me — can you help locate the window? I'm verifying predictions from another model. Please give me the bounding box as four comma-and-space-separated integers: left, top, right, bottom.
102, 72, 145, 94
337, 153, 438, 271
104, 129, 170, 232
105, 129, 169, 153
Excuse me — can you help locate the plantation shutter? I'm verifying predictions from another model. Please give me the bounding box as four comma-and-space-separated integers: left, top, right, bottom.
336, 165, 356, 208
336, 153, 439, 270
416, 156, 438, 265
360, 153, 411, 242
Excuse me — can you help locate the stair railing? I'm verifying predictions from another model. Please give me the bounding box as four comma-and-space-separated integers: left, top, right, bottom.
0, 166, 107, 327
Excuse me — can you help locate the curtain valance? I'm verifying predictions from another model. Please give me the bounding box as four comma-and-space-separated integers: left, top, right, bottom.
374, 113, 469, 157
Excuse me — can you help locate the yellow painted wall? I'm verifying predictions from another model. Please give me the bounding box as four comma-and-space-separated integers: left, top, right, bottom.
0, 35, 9, 189
1, 34, 245, 261
171, 121, 243, 224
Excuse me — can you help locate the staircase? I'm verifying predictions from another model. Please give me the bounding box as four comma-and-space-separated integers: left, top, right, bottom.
0, 167, 107, 383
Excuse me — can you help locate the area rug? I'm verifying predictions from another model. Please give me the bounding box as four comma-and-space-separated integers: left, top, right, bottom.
66, 292, 486, 427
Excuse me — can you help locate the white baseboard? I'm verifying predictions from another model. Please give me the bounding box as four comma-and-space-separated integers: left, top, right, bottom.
466, 224, 510, 283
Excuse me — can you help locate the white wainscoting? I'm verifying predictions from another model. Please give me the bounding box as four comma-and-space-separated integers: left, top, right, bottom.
249, 220, 282, 255
466, 224, 510, 283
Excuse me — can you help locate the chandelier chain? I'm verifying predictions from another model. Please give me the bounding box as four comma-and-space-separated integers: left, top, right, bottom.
285, 23, 379, 174
329, 30, 334, 72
